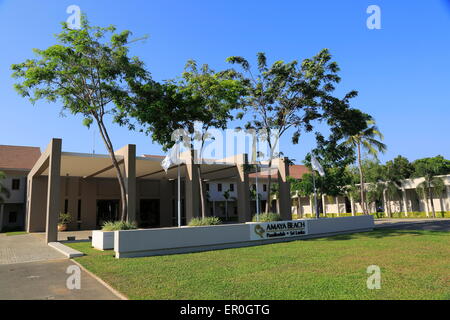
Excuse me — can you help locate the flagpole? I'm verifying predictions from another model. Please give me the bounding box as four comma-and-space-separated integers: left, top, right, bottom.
255, 165, 260, 222
255, 137, 260, 222
177, 142, 181, 227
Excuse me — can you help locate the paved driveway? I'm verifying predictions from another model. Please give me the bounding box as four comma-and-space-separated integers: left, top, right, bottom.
374, 218, 450, 231
0, 234, 65, 265
0, 259, 120, 300
0, 234, 121, 300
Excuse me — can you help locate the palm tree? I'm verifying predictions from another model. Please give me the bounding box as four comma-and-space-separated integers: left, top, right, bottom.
383, 180, 402, 217
343, 120, 387, 215
0, 171, 10, 203
416, 176, 445, 218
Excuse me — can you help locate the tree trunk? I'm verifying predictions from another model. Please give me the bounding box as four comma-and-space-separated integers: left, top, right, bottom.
428, 185, 436, 218
95, 117, 128, 221
357, 143, 367, 215
265, 159, 273, 214
197, 166, 206, 218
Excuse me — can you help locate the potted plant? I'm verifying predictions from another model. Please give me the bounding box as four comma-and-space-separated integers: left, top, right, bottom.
58, 212, 72, 231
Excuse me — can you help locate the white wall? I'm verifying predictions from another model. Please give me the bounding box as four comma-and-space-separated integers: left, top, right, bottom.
2, 176, 26, 204
114, 216, 374, 258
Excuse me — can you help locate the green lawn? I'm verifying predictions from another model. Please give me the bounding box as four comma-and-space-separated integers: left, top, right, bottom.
68, 229, 450, 300
4, 231, 28, 236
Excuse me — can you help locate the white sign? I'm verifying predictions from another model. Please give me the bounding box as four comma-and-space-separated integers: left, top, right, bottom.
250, 220, 308, 241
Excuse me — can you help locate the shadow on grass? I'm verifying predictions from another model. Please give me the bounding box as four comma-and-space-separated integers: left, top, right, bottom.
307, 229, 446, 242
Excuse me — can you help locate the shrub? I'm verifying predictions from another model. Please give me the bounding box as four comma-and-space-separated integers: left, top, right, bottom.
188, 217, 222, 226
101, 220, 138, 231
252, 212, 281, 222
58, 212, 72, 225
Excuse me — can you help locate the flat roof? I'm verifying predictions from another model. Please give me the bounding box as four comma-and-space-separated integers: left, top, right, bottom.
38, 152, 238, 180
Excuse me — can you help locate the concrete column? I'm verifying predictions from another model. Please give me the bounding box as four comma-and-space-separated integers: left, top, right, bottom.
0, 204, 4, 232
277, 157, 291, 221
402, 189, 409, 217
350, 196, 355, 216
335, 197, 340, 216
321, 194, 327, 217
159, 178, 173, 227
382, 189, 389, 217
446, 186, 450, 212
45, 138, 62, 243
185, 150, 200, 223
237, 154, 251, 223
116, 145, 137, 223
298, 195, 303, 218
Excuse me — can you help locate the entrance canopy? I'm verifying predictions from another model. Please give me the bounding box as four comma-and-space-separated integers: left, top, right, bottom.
37, 152, 239, 181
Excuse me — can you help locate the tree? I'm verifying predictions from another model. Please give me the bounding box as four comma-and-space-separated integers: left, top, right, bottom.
126, 60, 244, 219
226, 49, 354, 214
385, 155, 414, 180
381, 156, 413, 217
413, 156, 450, 218
0, 172, 10, 203
342, 118, 387, 214
11, 16, 149, 221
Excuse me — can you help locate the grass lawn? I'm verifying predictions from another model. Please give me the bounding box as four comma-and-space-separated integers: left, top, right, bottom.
4, 231, 28, 236
67, 229, 450, 300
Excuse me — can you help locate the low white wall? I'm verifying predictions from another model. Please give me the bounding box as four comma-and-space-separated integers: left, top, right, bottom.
115, 216, 374, 258
92, 230, 115, 250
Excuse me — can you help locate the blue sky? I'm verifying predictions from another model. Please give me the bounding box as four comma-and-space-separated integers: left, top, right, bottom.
0, 0, 449, 164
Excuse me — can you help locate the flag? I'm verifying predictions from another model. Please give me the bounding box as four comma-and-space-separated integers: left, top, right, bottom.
161, 142, 182, 173
311, 156, 325, 177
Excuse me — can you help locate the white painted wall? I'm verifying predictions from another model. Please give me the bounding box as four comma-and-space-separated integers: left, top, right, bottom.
114, 216, 374, 258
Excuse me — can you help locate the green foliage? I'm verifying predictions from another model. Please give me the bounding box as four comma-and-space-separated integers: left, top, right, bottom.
385, 155, 414, 180
412, 156, 450, 178
58, 212, 72, 225
101, 220, 138, 231
252, 212, 281, 222
11, 15, 150, 222
11, 15, 149, 128
389, 211, 450, 219
188, 217, 222, 226
127, 60, 245, 151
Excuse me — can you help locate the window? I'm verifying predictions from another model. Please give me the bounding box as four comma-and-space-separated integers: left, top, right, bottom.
263, 184, 267, 192
218, 184, 222, 192
12, 179, 20, 190
229, 184, 234, 192
9, 212, 17, 224
77, 199, 82, 221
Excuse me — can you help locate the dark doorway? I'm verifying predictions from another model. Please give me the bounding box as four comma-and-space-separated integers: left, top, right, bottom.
96, 200, 120, 228
344, 197, 352, 213
140, 199, 160, 228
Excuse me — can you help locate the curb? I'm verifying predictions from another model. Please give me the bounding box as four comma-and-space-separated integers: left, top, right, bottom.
70, 259, 129, 300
